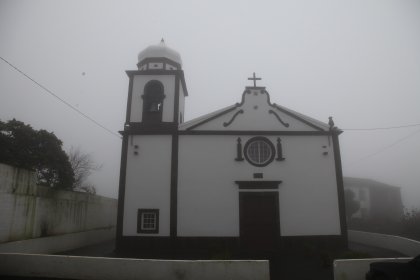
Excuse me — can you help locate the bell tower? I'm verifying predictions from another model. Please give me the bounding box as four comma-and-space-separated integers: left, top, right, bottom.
117, 41, 188, 248
125, 39, 188, 129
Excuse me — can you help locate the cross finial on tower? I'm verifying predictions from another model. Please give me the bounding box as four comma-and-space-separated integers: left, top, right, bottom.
248, 72, 262, 87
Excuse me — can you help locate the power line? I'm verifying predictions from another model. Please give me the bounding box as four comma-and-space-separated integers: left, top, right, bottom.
348, 127, 420, 165
2, 55, 419, 140
342, 123, 420, 131
0, 56, 121, 139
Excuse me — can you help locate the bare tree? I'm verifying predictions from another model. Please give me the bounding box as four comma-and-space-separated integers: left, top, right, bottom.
68, 147, 101, 194
78, 184, 97, 195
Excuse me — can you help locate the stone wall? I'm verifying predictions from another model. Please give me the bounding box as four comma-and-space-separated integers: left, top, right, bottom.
0, 163, 117, 243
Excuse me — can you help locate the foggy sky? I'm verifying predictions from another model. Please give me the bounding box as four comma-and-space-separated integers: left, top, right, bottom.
1, 0, 419, 208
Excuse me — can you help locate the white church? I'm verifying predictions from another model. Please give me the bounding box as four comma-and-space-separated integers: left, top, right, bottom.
116, 40, 347, 258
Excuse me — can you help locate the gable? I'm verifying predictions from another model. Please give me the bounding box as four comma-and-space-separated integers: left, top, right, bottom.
180, 88, 330, 131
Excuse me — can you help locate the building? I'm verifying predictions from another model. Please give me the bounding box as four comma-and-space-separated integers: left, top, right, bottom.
344, 177, 404, 223
116, 40, 347, 258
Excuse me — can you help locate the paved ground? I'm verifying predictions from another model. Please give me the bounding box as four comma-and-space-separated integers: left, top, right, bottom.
59, 240, 406, 258
55, 239, 116, 257
54, 240, 406, 280
349, 242, 406, 258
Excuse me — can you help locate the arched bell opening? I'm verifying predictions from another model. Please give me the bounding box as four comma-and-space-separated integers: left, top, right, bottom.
142, 80, 165, 122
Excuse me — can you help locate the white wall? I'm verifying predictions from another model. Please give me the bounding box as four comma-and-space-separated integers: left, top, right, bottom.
177, 135, 341, 237
129, 75, 176, 123
191, 89, 320, 131
0, 164, 117, 243
123, 135, 172, 236
0, 253, 269, 280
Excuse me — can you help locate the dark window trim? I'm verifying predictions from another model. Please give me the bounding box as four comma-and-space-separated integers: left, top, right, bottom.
235, 181, 282, 189
243, 136, 276, 167
137, 209, 159, 234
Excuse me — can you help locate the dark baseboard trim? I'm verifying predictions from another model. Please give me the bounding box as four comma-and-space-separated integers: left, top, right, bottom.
115, 235, 347, 259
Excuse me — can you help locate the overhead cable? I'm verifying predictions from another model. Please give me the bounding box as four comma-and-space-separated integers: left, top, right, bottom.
0, 56, 121, 139
348, 127, 420, 165
343, 123, 420, 131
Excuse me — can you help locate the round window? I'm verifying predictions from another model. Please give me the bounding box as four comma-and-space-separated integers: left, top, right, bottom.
244, 137, 275, 167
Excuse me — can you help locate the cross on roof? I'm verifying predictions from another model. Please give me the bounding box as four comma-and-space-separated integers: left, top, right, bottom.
248, 72, 261, 87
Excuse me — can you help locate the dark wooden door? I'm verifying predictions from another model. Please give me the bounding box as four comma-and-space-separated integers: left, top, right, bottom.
239, 192, 280, 255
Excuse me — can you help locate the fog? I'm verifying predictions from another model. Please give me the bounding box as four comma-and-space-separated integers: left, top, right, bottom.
1, 0, 419, 208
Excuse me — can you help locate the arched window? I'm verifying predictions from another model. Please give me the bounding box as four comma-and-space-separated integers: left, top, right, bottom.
142, 80, 164, 122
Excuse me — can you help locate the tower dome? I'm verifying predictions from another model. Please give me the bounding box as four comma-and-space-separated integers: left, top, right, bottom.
137, 39, 182, 70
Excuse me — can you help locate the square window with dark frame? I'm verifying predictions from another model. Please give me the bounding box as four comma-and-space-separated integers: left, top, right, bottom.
137, 209, 159, 233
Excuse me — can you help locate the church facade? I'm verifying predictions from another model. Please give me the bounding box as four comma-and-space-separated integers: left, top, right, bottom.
116, 41, 347, 258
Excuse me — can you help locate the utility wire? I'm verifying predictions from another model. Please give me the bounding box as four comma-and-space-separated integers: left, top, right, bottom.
342, 123, 420, 131
0, 56, 121, 139
348, 127, 420, 165
2, 56, 419, 139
